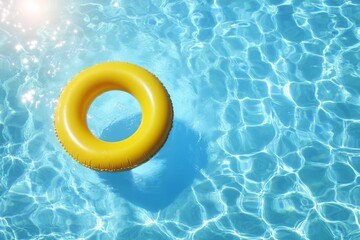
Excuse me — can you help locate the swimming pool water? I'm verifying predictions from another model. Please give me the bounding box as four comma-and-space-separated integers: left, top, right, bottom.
1, 0, 360, 239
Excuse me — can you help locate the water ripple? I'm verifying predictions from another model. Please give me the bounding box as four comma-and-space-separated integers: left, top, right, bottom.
1, 0, 360, 239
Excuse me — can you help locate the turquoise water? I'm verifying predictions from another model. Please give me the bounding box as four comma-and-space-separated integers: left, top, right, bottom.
1, 0, 360, 239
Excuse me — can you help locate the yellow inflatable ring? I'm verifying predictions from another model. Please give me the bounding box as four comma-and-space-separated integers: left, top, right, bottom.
54, 62, 173, 172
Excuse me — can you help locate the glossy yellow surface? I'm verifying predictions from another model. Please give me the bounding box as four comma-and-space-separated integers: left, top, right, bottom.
54, 62, 173, 171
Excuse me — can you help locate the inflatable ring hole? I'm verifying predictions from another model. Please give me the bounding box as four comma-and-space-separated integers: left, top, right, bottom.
86, 90, 142, 142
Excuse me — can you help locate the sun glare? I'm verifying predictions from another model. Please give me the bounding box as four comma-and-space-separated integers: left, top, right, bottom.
1, 0, 55, 32
18, 0, 51, 24
21, 0, 42, 13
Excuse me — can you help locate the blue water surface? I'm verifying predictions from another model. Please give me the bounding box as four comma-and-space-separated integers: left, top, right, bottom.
1, 0, 360, 239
